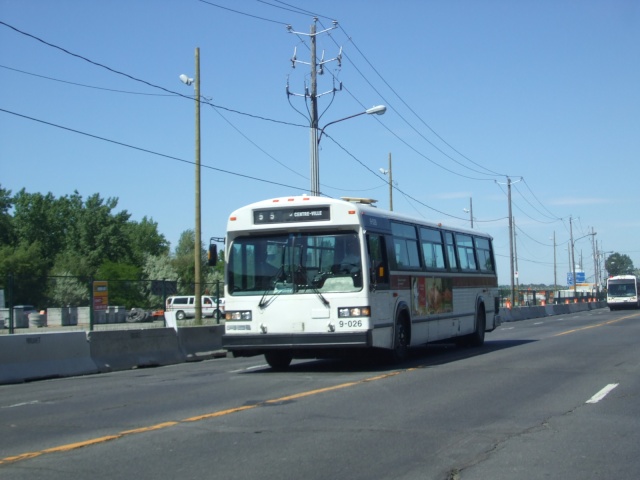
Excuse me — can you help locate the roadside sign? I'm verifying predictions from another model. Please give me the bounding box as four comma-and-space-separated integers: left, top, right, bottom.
93, 281, 108, 311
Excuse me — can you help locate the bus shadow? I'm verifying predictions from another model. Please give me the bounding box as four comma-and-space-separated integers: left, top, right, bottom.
244, 339, 535, 374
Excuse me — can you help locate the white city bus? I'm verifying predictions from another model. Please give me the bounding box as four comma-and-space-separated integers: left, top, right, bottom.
218, 196, 501, 369
606, 275, 640, 310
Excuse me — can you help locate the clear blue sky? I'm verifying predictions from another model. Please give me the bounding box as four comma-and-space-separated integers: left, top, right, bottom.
1, 0, 638, 286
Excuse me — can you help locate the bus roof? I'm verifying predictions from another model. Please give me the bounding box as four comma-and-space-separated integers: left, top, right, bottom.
226, 195, 491, 238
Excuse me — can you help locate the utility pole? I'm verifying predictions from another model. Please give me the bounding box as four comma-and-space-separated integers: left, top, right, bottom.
388, 153, 393, 211
591, 227, 598, 294
287, 19, 340, 197
570, 216, 577, 297
469, 197, 473, 228
514, 216, 520, 299
553, 231, 557, 292
309, 22, 319, 196
507, 177, 515, 307
194, 48, 202, 324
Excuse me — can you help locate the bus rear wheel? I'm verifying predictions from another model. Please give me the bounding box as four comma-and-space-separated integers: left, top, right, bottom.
265, 351, 293, 370
458, 307, 486, 347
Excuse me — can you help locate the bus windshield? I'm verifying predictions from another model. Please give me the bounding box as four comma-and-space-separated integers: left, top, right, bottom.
608, 280, 637, 297
227, 231, 363, 296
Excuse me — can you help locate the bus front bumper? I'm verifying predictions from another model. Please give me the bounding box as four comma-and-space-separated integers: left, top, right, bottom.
222, 331, 372, 355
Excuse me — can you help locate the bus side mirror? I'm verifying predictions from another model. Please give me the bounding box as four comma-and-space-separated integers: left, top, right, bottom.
207, 244, 218, 266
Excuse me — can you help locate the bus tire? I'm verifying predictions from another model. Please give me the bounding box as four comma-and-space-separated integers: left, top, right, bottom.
467, 307, 486, 347
265, 351, 293, 370
389, 316, 410, 363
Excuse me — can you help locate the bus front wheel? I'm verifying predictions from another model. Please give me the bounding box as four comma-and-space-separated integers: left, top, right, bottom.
389, 317, 410, 363
265, 351, 293, 370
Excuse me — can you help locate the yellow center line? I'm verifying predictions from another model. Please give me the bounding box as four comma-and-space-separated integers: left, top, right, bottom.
553, 312, 640, 337
0, 368, 407, 466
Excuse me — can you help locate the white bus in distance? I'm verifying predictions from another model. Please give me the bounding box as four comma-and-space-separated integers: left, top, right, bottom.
606, 275, 640, 310
215, 196, 501, 369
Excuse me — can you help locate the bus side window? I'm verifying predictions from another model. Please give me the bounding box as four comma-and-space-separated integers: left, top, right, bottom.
444, 232, 458, 270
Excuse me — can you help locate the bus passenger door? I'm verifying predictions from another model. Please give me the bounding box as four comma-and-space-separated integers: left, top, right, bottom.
367, 234, 393, 328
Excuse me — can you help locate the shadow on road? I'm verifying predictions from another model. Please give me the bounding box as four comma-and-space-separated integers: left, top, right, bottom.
242, 339, 535, 374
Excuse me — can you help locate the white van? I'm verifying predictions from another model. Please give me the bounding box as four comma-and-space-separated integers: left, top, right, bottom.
165, 295, 225, 320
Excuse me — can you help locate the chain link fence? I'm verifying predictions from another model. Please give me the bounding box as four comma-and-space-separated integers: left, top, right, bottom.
0, 274, 224, 334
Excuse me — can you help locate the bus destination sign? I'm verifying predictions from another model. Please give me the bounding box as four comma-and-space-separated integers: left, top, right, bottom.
253, 206, 330, 224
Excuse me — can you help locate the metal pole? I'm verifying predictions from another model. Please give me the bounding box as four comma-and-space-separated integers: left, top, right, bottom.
194, 47, 202, 324
553, 231, 557, 291
570, 216, 577, 297
591, 228, 598, 294
507, 177, 515, 307
309, 22, 320, 196
469, 197, 474, 228
388, 152, 393, 211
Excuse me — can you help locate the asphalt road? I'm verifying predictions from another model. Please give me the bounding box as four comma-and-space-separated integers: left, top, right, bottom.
1, 307, 639, 479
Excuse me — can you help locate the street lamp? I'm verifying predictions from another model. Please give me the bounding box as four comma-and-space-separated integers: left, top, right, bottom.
180, 47, 202, 324
311, 105, 386, 196
550, 232, 557, 292
571, 231, 596, 296
462, 197, 473, 228
379, 152, 393, 211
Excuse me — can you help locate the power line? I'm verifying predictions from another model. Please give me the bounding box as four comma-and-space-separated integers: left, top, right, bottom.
0, 20, 305, 129
198, 0, 288, 25
0, 107, 305, 191
0, 64, 173, 96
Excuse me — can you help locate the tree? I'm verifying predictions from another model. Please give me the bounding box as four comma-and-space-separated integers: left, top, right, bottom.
96, 261, 145, 308
0, 242, 49, 308
12, 189, 68, 268
605, 253, 634, 276
124, 216, 169, 266
0, 184, 15, 246
1, 187, 183, 308
172, 229, 209, 295
173, 229, 197, 294
47, 270, 89, 307
142, 253, 178, 308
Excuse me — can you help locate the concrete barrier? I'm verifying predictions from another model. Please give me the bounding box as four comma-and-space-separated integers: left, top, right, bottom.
88, 328, 185, 373
177, 325, 226, 361
501, 301, 606, 323
0, 331, 98, 384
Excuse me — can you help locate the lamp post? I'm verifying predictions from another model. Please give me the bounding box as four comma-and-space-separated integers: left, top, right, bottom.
550, 232, 557, 292
570, 226, 596, 297
311, 105, 386, 196
379, 152, 393, 211
180, 47, 202, 324
463, 197, 473, 228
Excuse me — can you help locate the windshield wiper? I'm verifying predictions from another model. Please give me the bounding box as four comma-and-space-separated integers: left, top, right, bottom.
258, 265, 287, 309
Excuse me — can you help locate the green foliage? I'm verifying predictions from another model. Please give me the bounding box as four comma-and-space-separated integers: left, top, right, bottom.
142, 253, 177, 308
605, 253, 634, 276
0, 187, 171, 308
0, 185, 15, 246
0, 241, 49, 308
96, 261, 146, 308
47, 270, 89, 307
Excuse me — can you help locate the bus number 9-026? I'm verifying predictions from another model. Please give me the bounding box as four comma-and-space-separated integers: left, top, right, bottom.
339, 319, 363, 328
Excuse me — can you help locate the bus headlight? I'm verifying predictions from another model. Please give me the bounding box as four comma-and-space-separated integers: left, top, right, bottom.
338, 306, 371, 318
225, 311, 252, 321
